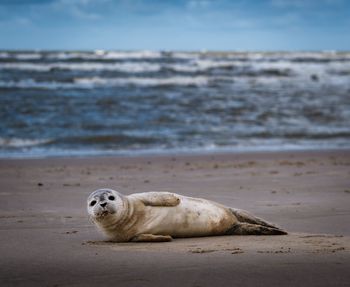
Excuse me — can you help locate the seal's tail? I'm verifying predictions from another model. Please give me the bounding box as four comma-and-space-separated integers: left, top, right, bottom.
229, 208, 287, 235
226, 222, 287, 235
230, 208, 278, 228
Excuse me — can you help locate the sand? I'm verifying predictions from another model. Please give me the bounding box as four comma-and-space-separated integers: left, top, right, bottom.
0, 150, 349, 286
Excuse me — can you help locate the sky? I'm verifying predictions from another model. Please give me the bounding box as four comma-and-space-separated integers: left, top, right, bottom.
0, 0, 349, 51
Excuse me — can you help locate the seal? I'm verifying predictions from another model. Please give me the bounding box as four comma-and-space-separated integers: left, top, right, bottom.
87, 188, 287, 242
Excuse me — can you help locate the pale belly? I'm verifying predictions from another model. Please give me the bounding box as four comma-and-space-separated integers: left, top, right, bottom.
137, 196, 237, 237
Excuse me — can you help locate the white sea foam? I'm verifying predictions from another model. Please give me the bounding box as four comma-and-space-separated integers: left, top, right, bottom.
0, 76, 209, 89
94, 49, 106, 56
0, 79, 76, 89
170, 52, 200, 59
44, 50, 162, 60
103, 50, 162, 59
0, 52, 9, 58
0, 138, 51, 148
46, 52, 90, 60
0, 61, 203, 73
163, 60, 241, 73
2, 55, 350, 79
14, 53, 42, 60
192, 56, 350, 76
167, 64, 201, 72
0, 62, 161, 73
0, 63, 50, 71
74, 76, 209, 87
2, 51, 350, 62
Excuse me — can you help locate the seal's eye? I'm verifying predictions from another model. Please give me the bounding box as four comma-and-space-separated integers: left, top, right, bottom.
108, 195, 115, 201
90, 200, 97, 206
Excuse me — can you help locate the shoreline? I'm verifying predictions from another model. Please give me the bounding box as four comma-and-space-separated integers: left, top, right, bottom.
0, 149, 349, 286
1, 146, 350, 161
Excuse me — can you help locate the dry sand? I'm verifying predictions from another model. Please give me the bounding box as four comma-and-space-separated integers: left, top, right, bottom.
0, 150, 349, 286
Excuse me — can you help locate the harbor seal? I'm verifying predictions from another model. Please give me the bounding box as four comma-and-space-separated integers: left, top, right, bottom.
87, 188, 287, 242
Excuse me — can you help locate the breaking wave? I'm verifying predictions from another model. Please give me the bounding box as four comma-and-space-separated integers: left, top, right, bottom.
1, 50, 350, 158
0, 138, 52, 148
0, 76, 209, 89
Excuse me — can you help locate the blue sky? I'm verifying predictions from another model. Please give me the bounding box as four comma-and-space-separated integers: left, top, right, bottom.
0, 0, 349, 51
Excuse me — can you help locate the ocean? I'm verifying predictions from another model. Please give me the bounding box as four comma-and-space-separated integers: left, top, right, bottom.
0, 50, 349, 158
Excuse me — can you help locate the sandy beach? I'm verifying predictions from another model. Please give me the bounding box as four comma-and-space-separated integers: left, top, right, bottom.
0, 150, 349, 286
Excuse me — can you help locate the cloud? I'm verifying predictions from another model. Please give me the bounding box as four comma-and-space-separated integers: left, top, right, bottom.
0, 0, 55, 5
14, 17, 32, 25
270, 12, 301, 26
270, 0, 345, 8
187, 0, 213, 9
52, 0, 105, 20
0, 16, 32, 26
70, 8, 100, 20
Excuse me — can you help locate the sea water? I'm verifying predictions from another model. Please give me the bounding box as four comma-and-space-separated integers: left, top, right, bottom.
0, 50, 349, 157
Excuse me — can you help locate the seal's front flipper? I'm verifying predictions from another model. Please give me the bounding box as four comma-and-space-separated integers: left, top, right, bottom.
230, 208, 278, 229
131, 234, 173, 242
226, 222, 287, 235
131, 192, 180, 207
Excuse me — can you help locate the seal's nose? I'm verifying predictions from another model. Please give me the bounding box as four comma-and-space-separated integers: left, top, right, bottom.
100, 202, 107, 208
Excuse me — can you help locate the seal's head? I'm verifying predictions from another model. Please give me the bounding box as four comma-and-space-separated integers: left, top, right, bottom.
87, 188, 125, 222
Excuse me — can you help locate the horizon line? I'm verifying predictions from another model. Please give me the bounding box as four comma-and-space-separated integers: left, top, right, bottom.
1, 49, 349, 53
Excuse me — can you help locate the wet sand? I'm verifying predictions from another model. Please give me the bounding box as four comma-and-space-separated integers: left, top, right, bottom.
0, 150, 349, 286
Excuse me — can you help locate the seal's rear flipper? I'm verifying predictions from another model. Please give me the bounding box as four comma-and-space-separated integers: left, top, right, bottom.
226, 222, 287, 235
230, 208, 279, 229
131, 234, 173, 242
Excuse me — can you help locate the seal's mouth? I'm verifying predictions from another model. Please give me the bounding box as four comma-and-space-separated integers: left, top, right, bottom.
95, 209, 115, 219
